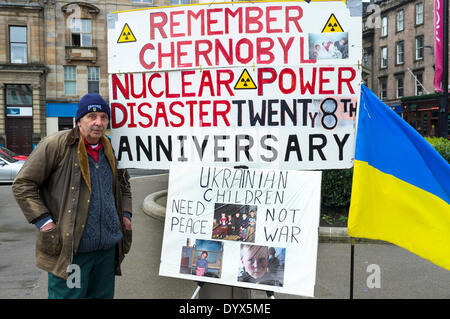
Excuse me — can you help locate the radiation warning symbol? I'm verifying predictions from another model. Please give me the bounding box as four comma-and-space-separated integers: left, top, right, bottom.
234, 69, 257, 90
322, 14, 344, 33
117, 23, 136, 43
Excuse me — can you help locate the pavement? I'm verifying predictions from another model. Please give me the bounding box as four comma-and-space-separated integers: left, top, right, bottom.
12, 174, 450, 299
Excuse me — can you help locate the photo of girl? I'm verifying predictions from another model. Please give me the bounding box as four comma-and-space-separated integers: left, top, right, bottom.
179, 239, 224, 278
195, 251, 209, 276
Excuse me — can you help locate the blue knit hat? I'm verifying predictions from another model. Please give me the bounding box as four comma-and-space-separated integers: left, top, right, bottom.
75, 93, 110, 122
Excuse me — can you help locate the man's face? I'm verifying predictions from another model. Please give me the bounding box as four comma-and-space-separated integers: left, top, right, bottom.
241, 246, 268, 279
77, 112, 109, 143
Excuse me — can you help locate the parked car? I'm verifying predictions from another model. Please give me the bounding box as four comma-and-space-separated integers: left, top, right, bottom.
0, 153, 24, 183
0, 146, 28, 161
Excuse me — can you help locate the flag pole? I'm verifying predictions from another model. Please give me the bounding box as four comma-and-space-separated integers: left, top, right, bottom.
438, 0, 449, 138
350, 237, 355, 299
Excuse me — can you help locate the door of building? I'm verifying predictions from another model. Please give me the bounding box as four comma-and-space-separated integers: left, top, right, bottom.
4, 84, 33, 155
58, 117, 74, 131
5, 117, 33, 155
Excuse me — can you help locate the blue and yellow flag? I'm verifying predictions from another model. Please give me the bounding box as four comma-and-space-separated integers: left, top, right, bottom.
348, 85, 450, 271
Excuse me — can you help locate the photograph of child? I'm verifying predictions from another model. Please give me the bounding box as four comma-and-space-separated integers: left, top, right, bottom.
308, 32, 349, 60
179, 239, 224, 278
237, 244, 285, 287
195, 251, 208, 276
219, 213, 228, 238
212, 203, 257, 242
232, 212, 241, 236
247, 210, 256, 242
239, 213, 249, 241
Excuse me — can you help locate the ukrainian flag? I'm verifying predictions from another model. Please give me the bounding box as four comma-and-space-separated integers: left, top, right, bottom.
348, 85, 450, 271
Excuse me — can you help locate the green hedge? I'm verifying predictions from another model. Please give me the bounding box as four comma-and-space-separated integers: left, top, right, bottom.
320, 137, 449, 210
425, 137, 450, 163
321, 168, 353, 208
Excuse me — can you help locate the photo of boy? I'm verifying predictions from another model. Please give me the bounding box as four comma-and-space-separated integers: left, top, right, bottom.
232, 212, 241, 236
239, 213, 249, 241
227, 214, 233, 236
247, 210, 256, 242
237, 244, 285, 287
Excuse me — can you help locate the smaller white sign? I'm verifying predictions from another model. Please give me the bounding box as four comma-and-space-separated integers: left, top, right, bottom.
6, 107, 32, 117
159, 164, 322, 297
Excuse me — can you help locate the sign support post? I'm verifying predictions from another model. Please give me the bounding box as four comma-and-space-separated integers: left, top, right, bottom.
191, 281, 205, 299
350, 237, 355, 299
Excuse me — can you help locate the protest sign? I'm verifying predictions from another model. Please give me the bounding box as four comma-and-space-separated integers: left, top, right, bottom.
159, 165, 322, 297
108, 1, 361, 170
107, 1, 360, 73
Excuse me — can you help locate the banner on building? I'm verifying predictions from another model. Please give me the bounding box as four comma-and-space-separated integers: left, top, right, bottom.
107, 1, 362, 170
434, 0, 444, 92
159, 164, 322, 297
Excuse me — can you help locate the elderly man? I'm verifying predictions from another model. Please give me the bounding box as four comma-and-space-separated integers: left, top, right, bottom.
13, 93, 132, 299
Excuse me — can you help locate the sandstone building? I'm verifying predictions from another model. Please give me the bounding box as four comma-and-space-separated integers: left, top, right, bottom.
0, 0, 193, 154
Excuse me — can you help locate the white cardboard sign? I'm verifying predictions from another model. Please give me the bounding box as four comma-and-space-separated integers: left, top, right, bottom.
107, 1, 361, 73
108, 1, 361, 170
159, 165, 322, 297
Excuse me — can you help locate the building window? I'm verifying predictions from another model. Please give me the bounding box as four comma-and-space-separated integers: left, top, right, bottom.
380, 47, 388, 68
414, 72, 424, 96
381, 16, 388, 37
6, 84, 32, 106
396, 77, 404, 98
88, 67, 100, 93
397, 10, 404, 32
170, 0, 190, 4
64, 66, 77, 95
396, 41, 404, 65
379, 78, 387, 100
415, 36, 424, 60
9, 26, 27, 64
131, 0, 153, 3
70, 18, 91, 47
5, 84, 32, 121
363, 52, 369, 67
415, 2, 424, 25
